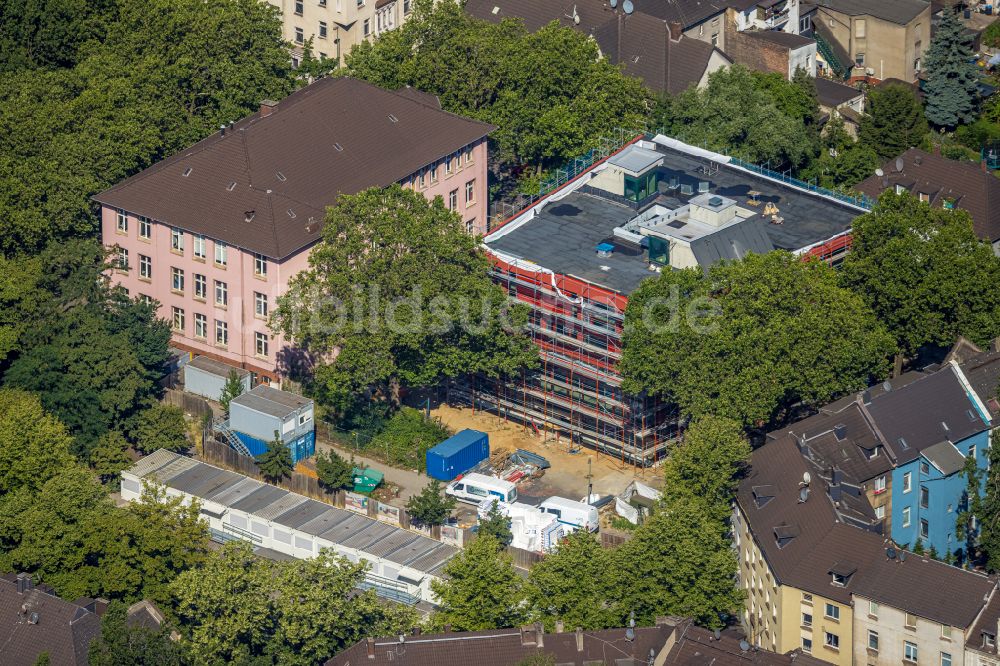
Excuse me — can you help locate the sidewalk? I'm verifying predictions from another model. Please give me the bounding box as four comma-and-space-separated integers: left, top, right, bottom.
314, 439, 430, 502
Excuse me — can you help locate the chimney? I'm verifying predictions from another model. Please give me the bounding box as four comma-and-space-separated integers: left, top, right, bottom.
16, 573, 32, 594
219, 124, 226, 138
933, 144, 942, 156
535, 622, 545, 648
556, 620, 565, 634
576, 627, 584, 652
411, 626, 421, 636
260, 100, 278, 117
983, 159, 989, 174
366, 637, 375, 659
668, 21, 683, 41
520, 626, 537, 646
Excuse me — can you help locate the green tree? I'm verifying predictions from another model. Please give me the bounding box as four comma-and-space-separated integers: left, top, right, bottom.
652, 65, 818, 169
477, 499, 513, 546
88, 600, 183, 666
315, 449, 354, 492
256, 431, 293, 482
0, 388, 75, 493
620, 252, 894, 430
2, 240, 170, 456
132, 404, 188, 454
218, 370, 245, 417
171, 541, 276, 664
858, 84, 928, 160
526, 530, 616, 630
966, 430, 1000, 570
405, 480, 457, 526
89, 431, 133, 485
614, 496, 743, 629
431, 535, 527, 631
274, 185, 537, 414
661, 416, 750, 524
368, 407, 451, 470
346, 0, 650, 172
923, 8, 979, 128
0, 253, 40, 363
171, 542, 416, 665
840, 192, 1000, 356
517, 655, 556, 666
0, 0, 295, 255
984, 20, 1000, 48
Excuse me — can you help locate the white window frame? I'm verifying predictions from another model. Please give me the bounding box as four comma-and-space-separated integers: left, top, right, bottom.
139, 254, 152, 280
465, 179, 475, 204
138, 216, 151, 239
194, 313, 207, 339
903, 471, 912, 493
904, 641, 918, 662
116, 210, 128, 232
215, 241, 228, 266
194, 273, 207, 299
255, 331, 269, 358
825, 603, 839, 620
254, 253, 267, 277
868, 629, 879, 651
193, 234, 206, 259
214, 280, 228, 307
902, 506, 912, 528
171, 306, 185, 332
171, 227, 184, 252
215, 320, 228, 346
171, 267, 184, 292
117, 247, 129, 270
255, 292, 268, 318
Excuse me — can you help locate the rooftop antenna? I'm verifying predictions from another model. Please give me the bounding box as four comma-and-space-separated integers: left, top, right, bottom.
626, 612, 636, 642
622, 0, 633, 13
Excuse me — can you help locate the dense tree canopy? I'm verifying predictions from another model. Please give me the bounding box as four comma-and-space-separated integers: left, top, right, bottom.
405, 480, 457, 526
431, 535, 527, 631
652, 66, 818, 170
0, 389, 75, 494
2, 240, 171, 455
923, 8, 979, 128
274, 185, 537, 414
858, 84, 928, 160
88, 600, 184, 666
346, 0, 650, 171
526, 530, 617, 631
0, 0, 295, 255
170, 542, 416, 665
620, 252, 895, 430
840, 192, 1000, 355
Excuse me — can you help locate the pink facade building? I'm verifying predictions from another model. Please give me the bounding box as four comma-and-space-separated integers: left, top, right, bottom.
96, 77, 492, 384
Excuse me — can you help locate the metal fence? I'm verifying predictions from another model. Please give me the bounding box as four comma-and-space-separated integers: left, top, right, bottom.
727, 157, 874, 210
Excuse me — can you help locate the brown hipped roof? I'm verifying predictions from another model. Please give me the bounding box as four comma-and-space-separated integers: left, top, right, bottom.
737, 436, 996, 629
855, 148, 1000, 243
93, 77, 494, 260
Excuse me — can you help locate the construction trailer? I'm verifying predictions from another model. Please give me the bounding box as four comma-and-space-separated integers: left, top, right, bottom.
183, 355, 251, 402
227, 385, 316, 463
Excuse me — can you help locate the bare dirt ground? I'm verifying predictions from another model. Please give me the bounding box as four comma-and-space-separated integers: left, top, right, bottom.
429, 404, 662, 504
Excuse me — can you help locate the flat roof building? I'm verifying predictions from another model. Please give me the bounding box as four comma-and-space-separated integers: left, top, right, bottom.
464, 136, 869, 464
121, 450, 459, 605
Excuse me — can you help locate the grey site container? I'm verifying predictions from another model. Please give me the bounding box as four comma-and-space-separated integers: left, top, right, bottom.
229, 385, 314, 444
183, 356, 251, 402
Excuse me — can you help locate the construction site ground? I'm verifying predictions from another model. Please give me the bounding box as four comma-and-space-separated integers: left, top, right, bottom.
430, 404, 661, 505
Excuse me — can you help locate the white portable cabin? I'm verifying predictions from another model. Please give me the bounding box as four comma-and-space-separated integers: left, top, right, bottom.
446, 473, 517, 505
539, 496, 600, 532
476, 499, 564, 553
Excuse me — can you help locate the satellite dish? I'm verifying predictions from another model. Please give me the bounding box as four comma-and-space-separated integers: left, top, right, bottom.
610, 0, 617, 7
899, 550, 907, 562
799, 487, 810, 503
895, 157, 904, 172
740, 640, 751, 652
802, 471, 811, 485
622, 0, 633, 14
875, 168, 884, 177
886, 547, 897, 559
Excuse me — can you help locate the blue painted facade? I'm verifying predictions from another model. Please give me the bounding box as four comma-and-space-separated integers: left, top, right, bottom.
888, 380, 991, 556
235, 429, 316, 464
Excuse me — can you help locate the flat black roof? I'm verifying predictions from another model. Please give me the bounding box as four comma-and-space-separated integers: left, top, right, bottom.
485, 143, 863, 295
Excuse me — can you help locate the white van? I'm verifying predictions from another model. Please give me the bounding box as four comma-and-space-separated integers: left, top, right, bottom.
539, 496, 599, 532
446, 473, 517, 505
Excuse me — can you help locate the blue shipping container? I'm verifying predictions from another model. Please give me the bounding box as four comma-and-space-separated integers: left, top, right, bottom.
426, 429, 489, 481
235, 430, 316, 464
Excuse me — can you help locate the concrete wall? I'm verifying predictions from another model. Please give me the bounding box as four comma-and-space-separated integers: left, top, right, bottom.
853, 594, 969, 666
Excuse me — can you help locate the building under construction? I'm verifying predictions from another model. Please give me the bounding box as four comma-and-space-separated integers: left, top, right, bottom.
460, 135, 869, 467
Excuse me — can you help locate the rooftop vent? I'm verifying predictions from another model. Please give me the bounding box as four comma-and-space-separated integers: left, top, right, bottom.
491, 5, 500, 14
667, 220, 686, 229
244, 210, 255, 223
833, 424, 847, 441
227, 181, 237, 192
596, 242, 614, 258
698, 181, 710, 194
287, 208, 297, 219
28, 612, 39, 625
182, 167, 192, 177
333, 143, 343, 152
276, 171, 287, 182
305, 217, 319, 234
388, 114, 398, 123
708, 196, 723, 207
897, 437, 909, 450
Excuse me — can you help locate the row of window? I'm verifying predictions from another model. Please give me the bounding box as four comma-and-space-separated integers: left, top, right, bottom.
170, 308, 270, 357
293, 0, 410, 42
412, 149, 475, 189
115, 212, 268, 276
294, 0, 365, 15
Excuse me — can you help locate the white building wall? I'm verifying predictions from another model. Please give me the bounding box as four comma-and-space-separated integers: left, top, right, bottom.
853, 595, 967, 666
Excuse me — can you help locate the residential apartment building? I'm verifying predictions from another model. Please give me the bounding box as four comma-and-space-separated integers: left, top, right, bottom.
967, 593, 1000, 666
734, 433, 998, 666
802, 0, 931, 82
266, 0, 417, 64
857, 148, 1000, 252
781, 361, 993, 556
96, 77, 492, 383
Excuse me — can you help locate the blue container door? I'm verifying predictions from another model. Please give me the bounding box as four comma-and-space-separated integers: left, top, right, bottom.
287, 431, 316, 464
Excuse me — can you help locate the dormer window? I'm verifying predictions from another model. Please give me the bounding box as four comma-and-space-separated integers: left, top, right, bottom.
829, 562, 856, 587
753, 485, 776, 509
868, 446, 879, 460
774, 523, 800, 548
831, 572, 848, 586
984, 632, 996, 649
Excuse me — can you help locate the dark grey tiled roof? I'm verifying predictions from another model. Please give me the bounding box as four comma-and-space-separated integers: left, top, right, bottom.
809, 0, 930, 24
94, 78, 494, 259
